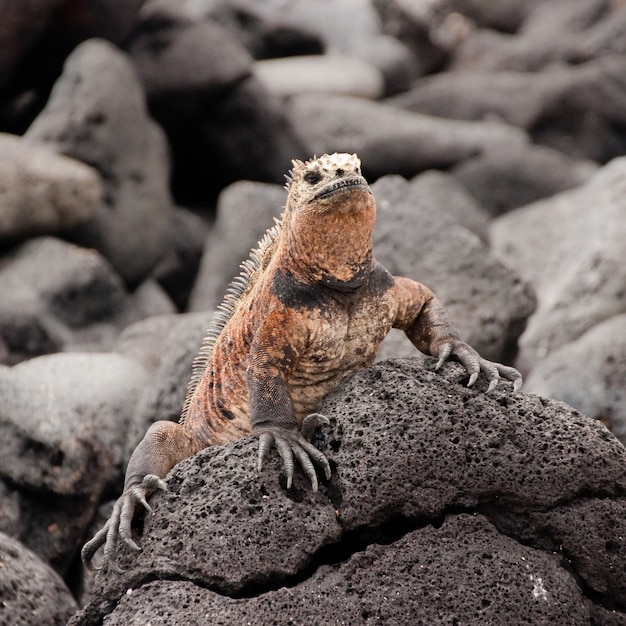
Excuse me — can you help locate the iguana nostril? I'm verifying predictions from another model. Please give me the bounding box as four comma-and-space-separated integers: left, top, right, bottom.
336, 168, 344, 176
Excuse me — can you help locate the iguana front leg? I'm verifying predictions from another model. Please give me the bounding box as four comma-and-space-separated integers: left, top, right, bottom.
247, 309, 331, 491
81, 420, 203, 569
392, 277, 522, 391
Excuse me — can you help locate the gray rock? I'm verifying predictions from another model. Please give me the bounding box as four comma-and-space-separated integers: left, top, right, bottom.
244, 0, 419, 93
152, 207, 209, 310
407, 169, 491, 241
372, 175, 535, 362
253, 55, 384, 99
389, 53, 626, 163
128, 6, 252, 103
287, 92, 528, 180
0, 531, 77, 626
372, 0, 448, 78
490, 156, 626, 372
452, 142, 597, 214
126, 2, 306, 202
92, 514, 590, 625
0, 132, 101, 242
26, 39, 174, 286
437, 0, 544, 33
188, 180, 285, 312
524, 314, 626, 444
71, 359, 626, 624
577, 5, 626, 59
0, 237, 173, 364
183, 0, 324, 59
113, 311, 215, 457
451, 0, 609, 72
0, 352, 148, 572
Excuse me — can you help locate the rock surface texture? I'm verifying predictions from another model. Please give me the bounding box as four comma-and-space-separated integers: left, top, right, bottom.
71, 360, 626, 625
0, 0, 625, 623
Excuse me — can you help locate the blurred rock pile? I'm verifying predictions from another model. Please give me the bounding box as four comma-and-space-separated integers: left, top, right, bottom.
0, 0, 625, 624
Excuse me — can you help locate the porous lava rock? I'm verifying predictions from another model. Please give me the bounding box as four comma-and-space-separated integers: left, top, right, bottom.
71, 359, 626, 624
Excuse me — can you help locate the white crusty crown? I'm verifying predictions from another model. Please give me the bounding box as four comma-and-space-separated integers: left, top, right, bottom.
284, 153, 362, 189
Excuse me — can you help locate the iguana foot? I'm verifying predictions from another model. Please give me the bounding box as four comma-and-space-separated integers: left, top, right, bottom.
81, 474, 167, 570
434, 339, 522, 392
255, 415, 331, 492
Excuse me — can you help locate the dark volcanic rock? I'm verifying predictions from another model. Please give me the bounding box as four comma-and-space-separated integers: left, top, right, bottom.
26, 38, 174, 286
126, 2, 307, 203
0, 0, 63, 90
0, 531, 77, 626
185, 0, 325, 60
95, 515, 590, 625
128, 6, 252, 103
71, 359, 626, 624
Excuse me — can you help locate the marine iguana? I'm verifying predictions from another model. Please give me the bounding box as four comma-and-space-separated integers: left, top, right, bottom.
82, 152, 522, 567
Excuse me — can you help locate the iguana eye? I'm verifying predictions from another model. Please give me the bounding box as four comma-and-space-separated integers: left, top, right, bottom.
303, 170, 322, 185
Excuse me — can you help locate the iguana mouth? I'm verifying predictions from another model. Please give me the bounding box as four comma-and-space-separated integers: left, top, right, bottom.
314, 176, 369, 201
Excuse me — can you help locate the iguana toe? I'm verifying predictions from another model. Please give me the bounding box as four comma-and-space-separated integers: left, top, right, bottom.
255, 424, 331, 490
301, 412, 330, 440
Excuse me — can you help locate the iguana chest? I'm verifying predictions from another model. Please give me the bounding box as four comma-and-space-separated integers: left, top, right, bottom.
288, 289, 395, 417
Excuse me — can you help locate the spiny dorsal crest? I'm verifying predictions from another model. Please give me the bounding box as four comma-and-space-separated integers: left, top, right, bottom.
180, 152, 361, 423
180, 214, 283, 424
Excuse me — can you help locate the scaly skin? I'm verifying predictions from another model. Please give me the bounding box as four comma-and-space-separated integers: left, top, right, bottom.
82, 153, 522, 568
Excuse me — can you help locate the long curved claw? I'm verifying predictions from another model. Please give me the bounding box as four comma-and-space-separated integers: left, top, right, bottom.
81, 473, 167, 570
434, 339, 523, 392
255, 419, 331, 491
258, 432, 273, 473
435, 343, 452, 370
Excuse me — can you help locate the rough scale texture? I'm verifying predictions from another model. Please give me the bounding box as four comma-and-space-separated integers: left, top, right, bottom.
71, 360, 626, 625
82, 153, 521, 567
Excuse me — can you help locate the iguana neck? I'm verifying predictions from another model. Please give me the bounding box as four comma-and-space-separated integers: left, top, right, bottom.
278, 190, 376, 291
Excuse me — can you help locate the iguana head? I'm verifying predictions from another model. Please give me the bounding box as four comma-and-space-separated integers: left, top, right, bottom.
278, 153, 376, 289
284, 153, 372, 212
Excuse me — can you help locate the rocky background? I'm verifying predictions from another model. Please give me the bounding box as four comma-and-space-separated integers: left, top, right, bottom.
0, 0, 625, 624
